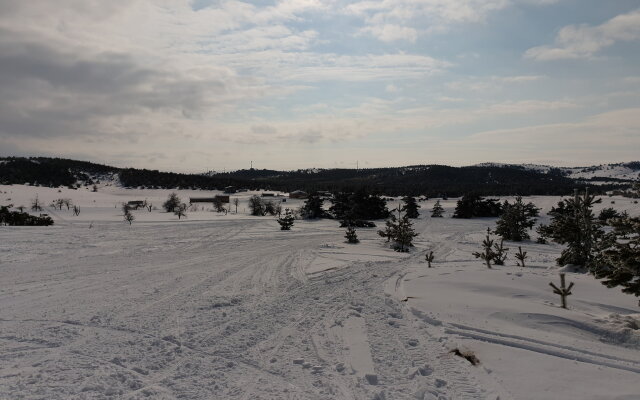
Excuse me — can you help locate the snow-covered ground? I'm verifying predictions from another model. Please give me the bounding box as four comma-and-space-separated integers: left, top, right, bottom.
1, 185, 639, 399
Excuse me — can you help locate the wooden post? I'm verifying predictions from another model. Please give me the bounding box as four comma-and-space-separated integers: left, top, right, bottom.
549, 273, 574, 309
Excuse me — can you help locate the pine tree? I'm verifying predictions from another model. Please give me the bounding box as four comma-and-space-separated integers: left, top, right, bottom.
402, 196, 420, 218
163, 192, 181, 213
515, 246, 528, 267
377, 213, 397, 242
329, 189, 389, 221
598, 207, 621, 224
538, 189, 603, 267
492, 238, 508, 265
453, 195, 502, 219
473, 232, 496, 269
431, 200, 444, 217
300, 193, 325, 219
494, 196, 539, 241
591, 216, 640, 297
277, 209, 295, 230
393, 208, 418, 252
345, 225, 359, 244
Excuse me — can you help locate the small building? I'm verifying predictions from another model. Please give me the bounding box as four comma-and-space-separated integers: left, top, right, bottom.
215, 195, 230, 203
127, 200, 145, 209
189, 195, 229, 204
224, 186, 236, 194
261, 193, 275, 197
189, 197, 216, 203
289, 190, 308, 199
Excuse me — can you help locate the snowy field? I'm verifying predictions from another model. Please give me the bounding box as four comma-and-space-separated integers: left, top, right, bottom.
1, 184, 639, 400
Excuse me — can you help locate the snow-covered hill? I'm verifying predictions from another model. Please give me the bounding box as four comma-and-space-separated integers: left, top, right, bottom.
474, 162, 640, 182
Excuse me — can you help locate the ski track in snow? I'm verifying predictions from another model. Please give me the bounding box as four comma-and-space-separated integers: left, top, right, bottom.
0, 216, 504, 400
1, 190, 639, 399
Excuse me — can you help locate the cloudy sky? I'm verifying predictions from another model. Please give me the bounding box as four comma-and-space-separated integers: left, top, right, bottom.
1, 0, 639, 172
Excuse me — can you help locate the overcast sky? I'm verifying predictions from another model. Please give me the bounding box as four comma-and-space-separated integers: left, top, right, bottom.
1, 0, 639, 172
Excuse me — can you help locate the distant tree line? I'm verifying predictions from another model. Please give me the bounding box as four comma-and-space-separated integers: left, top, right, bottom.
1, 157, 635, 196
0, 157, 117, 187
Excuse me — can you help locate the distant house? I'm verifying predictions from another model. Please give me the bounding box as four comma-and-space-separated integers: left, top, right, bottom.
215, 195, 230, 203
261, 193, 275, 197
127, 200, 145, 209
189, 195, 229, 204
224, 186, 236, 194
289, 190, 308, 199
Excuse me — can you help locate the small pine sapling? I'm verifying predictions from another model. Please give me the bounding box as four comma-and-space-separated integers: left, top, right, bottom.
377, 213, 397, 242
515, 246, 527, 267
549, 273, 574, 309
473, 233, 496, 269
277, 208, 295, 230
425, 251, 434, 268
492, 238, 508, 265
431, 200, 444, 217
345, 225, 359, 244
31, 196, 43, 211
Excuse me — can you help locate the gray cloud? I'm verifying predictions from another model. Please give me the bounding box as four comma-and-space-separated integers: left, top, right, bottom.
0, 32, 259, 141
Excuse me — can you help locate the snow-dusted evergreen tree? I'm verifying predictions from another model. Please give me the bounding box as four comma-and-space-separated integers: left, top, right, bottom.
591, 216, 640, 297
494, 196, 539, 241
431, 200, 444, 217
402, 196, 420, 219
345, 225, 359, 244
538, 189, 603, 267
277, 209, 295, 230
